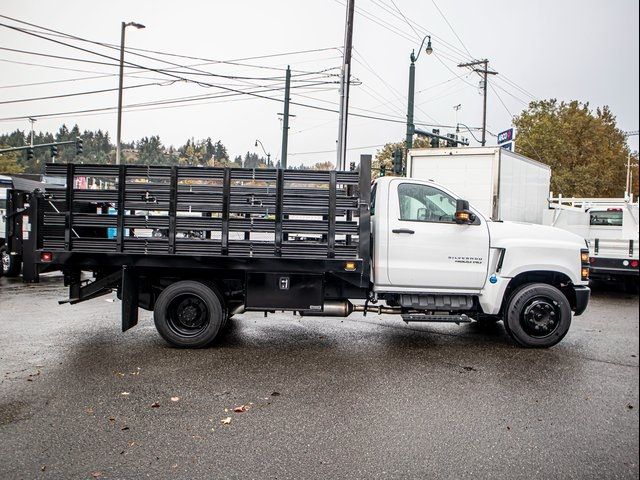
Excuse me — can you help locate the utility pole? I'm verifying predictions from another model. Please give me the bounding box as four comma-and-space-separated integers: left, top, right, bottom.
280, 66, 292, 170
623, 130, 639, 198
28, 117, 36, 147
336, 0, 355, 171
458, 59, 497, 146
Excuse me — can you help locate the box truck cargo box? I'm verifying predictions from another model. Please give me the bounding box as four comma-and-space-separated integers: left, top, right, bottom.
406, 147, 551, 224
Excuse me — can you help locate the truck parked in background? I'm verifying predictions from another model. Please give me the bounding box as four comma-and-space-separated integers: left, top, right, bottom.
406, 147, 551, 224
31, 157, 590, 349
544, 197, 639, 289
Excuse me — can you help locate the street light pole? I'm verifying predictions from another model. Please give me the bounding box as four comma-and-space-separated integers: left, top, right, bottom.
255, 139, 271, 167
116, 21, 145, 165
405, 35, 433, 151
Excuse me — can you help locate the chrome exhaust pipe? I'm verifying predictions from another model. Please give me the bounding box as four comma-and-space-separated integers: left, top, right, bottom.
299, 301, 402, 317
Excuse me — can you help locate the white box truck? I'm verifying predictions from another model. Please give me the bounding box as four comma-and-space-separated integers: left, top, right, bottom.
406, 147, 551, 224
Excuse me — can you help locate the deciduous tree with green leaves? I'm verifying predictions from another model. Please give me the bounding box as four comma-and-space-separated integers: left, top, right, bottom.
0, 147, 24, 174
373, 138, 430, 177
513, 99, 637, 197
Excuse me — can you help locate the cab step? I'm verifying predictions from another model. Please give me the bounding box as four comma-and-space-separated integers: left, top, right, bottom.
401, 313, 471, 324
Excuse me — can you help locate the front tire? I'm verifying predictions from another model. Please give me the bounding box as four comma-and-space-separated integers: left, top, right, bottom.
504, 283, 572, 348
154, 281, 225, 348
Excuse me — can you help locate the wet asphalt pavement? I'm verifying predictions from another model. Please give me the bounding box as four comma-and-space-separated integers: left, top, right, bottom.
0, 275, 638, 480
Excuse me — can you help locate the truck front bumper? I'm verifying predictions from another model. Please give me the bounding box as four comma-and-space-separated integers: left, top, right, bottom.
573, 285, 590, 316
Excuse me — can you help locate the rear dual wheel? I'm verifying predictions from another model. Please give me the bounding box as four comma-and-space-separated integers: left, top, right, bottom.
1, 246, 21, 277
154, 281, 226, 348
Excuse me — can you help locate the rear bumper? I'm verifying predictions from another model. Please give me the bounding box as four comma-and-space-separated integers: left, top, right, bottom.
589, 257, 639, 277
573, 285, 590, 316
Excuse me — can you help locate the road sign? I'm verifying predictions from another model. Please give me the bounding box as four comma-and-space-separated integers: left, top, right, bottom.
497, 128, 514, 144
501, 142, 513, 151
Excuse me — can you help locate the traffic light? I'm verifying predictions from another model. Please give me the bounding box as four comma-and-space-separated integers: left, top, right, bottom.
431, 129, 440, 148
349, 161, 356, 171
26, 147, 34, 161
75, 137, 83, 155
50, 145, 58, 158
392, 148, 403, 175
380, 165, 386, 177
446, 134, 456, 148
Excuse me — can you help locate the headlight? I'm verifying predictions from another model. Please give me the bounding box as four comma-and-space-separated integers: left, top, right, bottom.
580, 249, 590, 280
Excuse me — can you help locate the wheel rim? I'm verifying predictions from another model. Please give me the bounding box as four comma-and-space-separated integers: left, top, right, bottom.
520, 297, 561, 338
1, 251, 9, 273
166, 293, 210, 337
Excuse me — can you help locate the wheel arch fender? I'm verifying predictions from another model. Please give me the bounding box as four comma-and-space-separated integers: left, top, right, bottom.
502, 270, 577, 313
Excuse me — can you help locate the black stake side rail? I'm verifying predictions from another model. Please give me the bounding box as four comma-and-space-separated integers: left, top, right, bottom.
40, 155, 372, 287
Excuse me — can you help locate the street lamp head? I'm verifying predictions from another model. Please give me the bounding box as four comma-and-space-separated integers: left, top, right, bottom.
425, 36, 433, 55
255, 140, 259, 147
127, 22, 145, 29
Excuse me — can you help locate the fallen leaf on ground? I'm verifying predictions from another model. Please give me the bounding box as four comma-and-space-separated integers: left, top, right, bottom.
271, 391, 281, 397
108, 416, 115, 422
170, 396, 180, 402
221, 417, 232, 425
120, 426, 130, 431
91, 471, 103, 478
41, 466, 46, 472
151, 402, 160, 408
233, 405, 249, 413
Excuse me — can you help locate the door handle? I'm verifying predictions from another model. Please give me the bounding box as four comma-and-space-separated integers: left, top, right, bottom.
392, 228, 415, 234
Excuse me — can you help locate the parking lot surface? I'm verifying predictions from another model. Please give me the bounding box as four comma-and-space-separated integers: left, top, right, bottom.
0, 275, 638, 479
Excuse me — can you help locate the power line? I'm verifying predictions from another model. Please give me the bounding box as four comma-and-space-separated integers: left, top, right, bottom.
0, 81, 176, 105
388, 0, 422, 40
368, 0, 473, 63
429, 0, 473, 59
290, 143, 386, 156
0, 14, 342, 74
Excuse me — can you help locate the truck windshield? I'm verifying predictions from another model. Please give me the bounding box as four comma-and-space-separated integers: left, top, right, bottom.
590, 210, 622, 226
398, 183, 457, 223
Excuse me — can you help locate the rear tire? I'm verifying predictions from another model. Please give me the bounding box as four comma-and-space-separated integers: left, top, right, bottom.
504, 283, 572, 348
154, 281, 225, 348
1, 246, 21, 277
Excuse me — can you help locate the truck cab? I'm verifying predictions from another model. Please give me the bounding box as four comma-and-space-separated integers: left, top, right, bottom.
371, 176, 590, 347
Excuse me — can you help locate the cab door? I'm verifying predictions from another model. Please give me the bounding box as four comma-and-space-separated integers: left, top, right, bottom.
386, 179, 490, 291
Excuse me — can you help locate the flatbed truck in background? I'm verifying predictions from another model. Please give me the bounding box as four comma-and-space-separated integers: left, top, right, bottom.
31, 156, 589, 348
545, 196, 639, 289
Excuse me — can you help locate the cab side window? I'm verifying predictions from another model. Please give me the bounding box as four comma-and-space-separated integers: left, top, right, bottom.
398, 183, 457, 223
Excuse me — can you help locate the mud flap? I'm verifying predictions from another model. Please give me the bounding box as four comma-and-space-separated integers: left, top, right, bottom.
121, 266, 139, 332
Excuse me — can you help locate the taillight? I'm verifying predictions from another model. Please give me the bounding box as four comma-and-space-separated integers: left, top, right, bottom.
631, 260, 639, 268
40, 252, 53, 262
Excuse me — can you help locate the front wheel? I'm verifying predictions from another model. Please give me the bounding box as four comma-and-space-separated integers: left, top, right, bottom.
504, 283, 572, 348
154, 281, 225, 348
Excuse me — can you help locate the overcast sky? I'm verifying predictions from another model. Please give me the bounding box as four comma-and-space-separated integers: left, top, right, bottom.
1, 0, 638, 166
